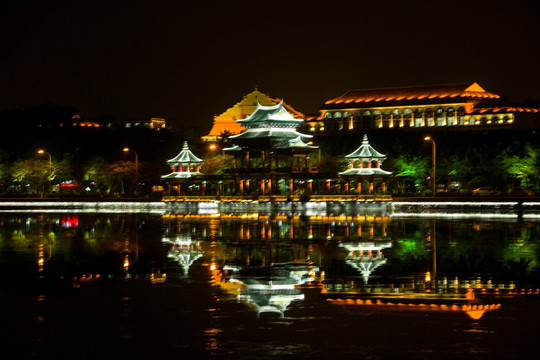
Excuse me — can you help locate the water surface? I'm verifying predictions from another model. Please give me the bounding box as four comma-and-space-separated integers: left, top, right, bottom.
1, 211, 539, 359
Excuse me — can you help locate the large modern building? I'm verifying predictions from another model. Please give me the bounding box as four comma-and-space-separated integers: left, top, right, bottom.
305, 82, 540, 134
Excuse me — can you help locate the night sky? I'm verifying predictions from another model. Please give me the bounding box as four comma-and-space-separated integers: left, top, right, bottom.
1, 0, 539, 133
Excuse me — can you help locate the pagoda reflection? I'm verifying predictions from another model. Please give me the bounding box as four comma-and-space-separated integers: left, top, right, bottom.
162, 234, 203, 277
212, 261, 317, 318
340, 240, 392, 284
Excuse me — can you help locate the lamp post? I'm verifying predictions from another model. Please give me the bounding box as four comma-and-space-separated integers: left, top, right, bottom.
424, 136, 436, 197
37, 149, 52, 195
123, 147, 138, 195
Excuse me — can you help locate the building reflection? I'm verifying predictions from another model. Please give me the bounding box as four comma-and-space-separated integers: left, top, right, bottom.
162, 234, 203, 277
340, 240, 392, 284
212, 261, 317, 318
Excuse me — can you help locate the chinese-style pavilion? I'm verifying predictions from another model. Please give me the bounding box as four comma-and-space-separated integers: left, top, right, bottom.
339, 134, 392, 194
162, 141, 204, 194
223, 100, 318, 196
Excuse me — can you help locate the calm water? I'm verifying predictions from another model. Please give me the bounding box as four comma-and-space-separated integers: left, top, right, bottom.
1, 210, 539, 359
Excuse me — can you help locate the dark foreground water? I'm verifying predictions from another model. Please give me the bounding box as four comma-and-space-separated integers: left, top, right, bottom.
1, 211, 539, 359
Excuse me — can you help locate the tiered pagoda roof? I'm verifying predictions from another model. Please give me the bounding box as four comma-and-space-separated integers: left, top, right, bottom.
167, 141, 203, 164
339, 135, 392, 176
162, 141, 204, 179
225, 101, 316, 151
202, 89, 304, 141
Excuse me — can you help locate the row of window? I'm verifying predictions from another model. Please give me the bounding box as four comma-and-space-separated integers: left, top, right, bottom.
309, 114, 513, 131
323, 107, 465, 119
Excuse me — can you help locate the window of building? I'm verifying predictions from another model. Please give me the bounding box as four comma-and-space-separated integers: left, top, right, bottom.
425, 108, 434, 126
435, 108, 444, 126
414, 108, 423, 127
373, 111, 382, 128
446, 107, 455, 126
457, 107, 466, 125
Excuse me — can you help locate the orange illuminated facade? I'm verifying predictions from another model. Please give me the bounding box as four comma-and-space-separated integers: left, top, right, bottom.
306, 82, 540, 133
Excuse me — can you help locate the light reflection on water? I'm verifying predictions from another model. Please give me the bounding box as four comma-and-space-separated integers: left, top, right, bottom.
0, 211, 539, 359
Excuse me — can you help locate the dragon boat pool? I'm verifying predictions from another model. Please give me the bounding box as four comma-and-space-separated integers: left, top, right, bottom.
1, 207, 539, 359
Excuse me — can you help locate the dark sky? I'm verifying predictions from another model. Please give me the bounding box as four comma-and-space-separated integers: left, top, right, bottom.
1, 0, 539, 133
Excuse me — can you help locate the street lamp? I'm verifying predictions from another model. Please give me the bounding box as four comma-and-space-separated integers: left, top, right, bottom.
123, 147, 138, 195
424, 136, 436, 197
37, 149, 52, 195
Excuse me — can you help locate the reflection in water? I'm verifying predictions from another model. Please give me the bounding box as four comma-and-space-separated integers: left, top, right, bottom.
162, 235, 203, 277
340, 240, 392, 284
213, 261, 317, 318
0, 210, 539, 358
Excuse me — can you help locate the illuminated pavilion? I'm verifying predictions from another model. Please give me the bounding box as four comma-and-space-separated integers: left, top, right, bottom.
162, 141, 204, 195
338, 134, 392, 195
223, 100, 319, 197
305, 82, 540, 134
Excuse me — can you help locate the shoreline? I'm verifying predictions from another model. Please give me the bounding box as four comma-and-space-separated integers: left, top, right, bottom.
0, 197, 538, 218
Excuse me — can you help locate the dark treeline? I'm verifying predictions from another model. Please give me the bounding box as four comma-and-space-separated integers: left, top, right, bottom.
0, 104, 200, 196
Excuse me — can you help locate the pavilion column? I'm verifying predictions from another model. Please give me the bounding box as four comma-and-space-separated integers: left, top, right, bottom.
382, 182, 386, 194
246, 179, 250, 194
357, 181, 362, 195
240, 179, 244, 195
178, 183, 182, 195
345, 182, 349, 194
326, 180, 331, 194
370, 181, 374, 194
246, 152, 250, 169
289, 179, 294, 196
308, 181, 312, 195
268, 179, 272, 195
202, 182, 206, 196
260, 179, 265, 195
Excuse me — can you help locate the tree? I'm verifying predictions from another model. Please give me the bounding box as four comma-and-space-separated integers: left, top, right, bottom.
201, 154, 233, 175
501, 144, 540, 190
392, 154, 429, 194
10, 159, 51, 195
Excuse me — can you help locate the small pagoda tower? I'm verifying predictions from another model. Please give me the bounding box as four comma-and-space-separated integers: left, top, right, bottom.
339, 134, 392, 194
162, 141, 204, 179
